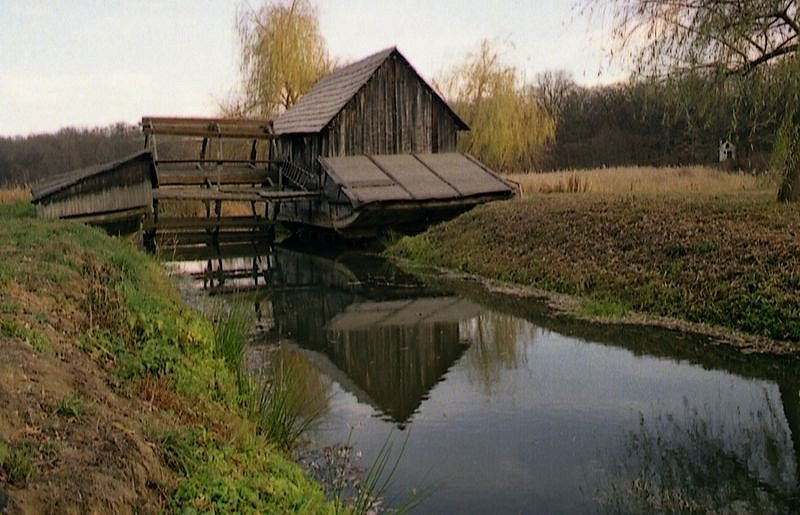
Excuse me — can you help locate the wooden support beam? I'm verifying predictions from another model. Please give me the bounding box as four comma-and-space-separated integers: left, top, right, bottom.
152, 187, 319, 202
145, 216, 277, 231
156, 168, 277, 186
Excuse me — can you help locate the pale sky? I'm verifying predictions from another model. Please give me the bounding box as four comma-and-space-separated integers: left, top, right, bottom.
0, 0, 626, 137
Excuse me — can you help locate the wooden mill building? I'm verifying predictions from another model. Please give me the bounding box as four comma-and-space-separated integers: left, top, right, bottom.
272, 47, 467, 172
271, 47, 515, 236
31, 47, 514, 240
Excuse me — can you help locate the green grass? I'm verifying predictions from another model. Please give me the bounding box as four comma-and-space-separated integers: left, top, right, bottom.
577, 297, 629, 319
0, 440, 35, 484
390, 192, 800, 343
54, 393, 86, 420
0, 317, 54, 355
0, 201, 335, 513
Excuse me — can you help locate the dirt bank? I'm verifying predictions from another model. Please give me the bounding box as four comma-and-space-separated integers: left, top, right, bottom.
0, 202, 331, 513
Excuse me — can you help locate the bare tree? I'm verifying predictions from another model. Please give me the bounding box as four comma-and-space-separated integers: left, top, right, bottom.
582, 0, 800, 200
535, 70, 578, 121
231, 0, 332, 118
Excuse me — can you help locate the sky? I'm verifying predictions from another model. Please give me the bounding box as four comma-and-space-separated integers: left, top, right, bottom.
0, 0, 627, 137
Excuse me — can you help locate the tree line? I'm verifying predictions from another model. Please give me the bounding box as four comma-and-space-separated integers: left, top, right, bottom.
537, 68, 786, 171
0, 124, 142, 186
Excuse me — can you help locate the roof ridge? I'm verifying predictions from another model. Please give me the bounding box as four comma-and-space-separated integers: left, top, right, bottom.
272, 46, 467, 135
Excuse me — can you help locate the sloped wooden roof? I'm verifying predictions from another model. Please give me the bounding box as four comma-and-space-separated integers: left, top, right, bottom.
30, 150, 153, 201
318, 152, 514, 207
273, 47, 468, 135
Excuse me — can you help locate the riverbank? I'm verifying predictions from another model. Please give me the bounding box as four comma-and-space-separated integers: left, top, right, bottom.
0, 202, 333, 513
389, 190, 800, 355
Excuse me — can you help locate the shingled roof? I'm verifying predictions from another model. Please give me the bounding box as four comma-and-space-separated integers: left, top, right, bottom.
272, 47, 468, 135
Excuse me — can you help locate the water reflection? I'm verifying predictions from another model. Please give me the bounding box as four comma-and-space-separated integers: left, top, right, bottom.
598, 392, 799, 512
169, 243, 484, 425
168, 243, 800, 513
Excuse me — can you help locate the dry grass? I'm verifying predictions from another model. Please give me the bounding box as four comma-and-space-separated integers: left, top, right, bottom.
507, 166, 768, 197
0, 187, 32, 204
158, 200, 259, 217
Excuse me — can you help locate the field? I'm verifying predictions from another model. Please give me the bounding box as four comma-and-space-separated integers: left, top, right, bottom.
391, 166, 800, 348
508, 165, 767, 195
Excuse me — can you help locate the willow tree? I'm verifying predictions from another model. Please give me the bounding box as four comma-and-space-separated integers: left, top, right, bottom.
582, 0, 800, 201
438, 40, 555, 173
233, 0, 332, 118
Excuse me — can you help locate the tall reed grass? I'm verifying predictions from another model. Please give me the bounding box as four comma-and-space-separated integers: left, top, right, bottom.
0, 187, 31, 204
211, 302, 328, 449
508, 165, 766, 196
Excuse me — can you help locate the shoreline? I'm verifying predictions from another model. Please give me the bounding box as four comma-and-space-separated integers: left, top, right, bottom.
388, 190, 800, 359
403, 262, 800, 359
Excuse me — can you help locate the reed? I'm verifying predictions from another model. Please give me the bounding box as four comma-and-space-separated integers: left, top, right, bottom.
0, 187, 31, 204
345, 432, 431, 515
508, 165, 764, 196
251, 357, 328, 450
211, 302, 328, 449
212, 301, 254, 395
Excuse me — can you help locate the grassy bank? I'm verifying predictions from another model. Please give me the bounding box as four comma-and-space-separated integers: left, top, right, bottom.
0, 201, 334, 513
390, 190, 800, 346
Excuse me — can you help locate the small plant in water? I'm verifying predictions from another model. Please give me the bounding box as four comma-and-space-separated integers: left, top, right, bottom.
252, 358, 328, 449
301, 431, 433, 514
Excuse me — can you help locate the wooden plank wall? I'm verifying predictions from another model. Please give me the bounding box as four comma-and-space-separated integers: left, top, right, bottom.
273, 54, 460, 178
36, 159, 154, 219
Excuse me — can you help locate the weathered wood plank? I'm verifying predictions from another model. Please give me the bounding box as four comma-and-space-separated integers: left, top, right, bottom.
146, 216, 276, 231
156, 167, 277, 186
152, 188, 318, 201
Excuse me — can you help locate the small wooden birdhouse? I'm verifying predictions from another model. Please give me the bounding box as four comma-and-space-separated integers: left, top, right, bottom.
719, 140, 736, 163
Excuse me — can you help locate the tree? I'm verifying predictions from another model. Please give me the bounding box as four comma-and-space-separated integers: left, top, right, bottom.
583, 0, 800, 201
231, 0, 332, 118
437, 40, 555, 173
535, 70, 578, 122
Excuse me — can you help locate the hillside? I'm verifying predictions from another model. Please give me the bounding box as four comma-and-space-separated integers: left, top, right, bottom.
0, 202, 332, 513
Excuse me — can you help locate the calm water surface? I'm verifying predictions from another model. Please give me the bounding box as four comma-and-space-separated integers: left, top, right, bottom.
168, 245, 800, 513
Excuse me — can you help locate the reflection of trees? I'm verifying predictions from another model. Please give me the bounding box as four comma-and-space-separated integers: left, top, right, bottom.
461, 313, 533, 395
597, 392, 800, 513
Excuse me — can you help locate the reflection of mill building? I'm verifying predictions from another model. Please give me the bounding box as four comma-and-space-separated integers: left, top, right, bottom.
243, 250, 484, 425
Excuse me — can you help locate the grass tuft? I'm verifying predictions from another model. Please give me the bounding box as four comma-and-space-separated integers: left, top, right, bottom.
577, 298, 629, 319
251, 358, 328, 450
54, 392, 86, 420
0, 440, 35, 484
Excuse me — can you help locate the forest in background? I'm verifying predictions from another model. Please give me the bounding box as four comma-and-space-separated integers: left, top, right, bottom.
0, 68, 782, 187
0, 70, 781, 187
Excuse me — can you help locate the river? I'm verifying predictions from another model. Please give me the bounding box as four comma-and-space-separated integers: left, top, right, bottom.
167, 243, 800, 513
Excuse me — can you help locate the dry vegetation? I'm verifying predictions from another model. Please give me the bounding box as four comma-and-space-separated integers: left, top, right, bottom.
507, 166, 767, 196
0, 187, 31, 204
